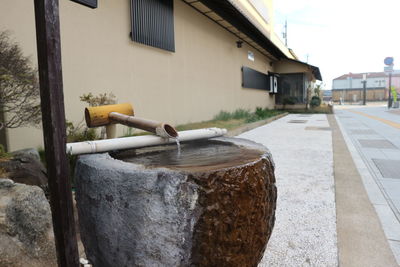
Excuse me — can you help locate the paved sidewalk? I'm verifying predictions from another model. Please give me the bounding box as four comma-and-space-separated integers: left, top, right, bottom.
239, 114, 338, 266
329, 114, 397, 266
335, 106, 400, 264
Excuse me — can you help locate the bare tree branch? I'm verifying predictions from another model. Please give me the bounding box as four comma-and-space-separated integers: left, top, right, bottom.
0, 31, 41, 129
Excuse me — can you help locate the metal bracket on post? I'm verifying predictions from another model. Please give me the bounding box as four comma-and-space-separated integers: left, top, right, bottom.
33, 0, 79, 266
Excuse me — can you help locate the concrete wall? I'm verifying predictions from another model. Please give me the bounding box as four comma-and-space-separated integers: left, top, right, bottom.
0, 0, 275, 151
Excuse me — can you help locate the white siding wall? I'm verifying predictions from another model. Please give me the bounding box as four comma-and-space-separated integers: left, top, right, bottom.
333, 77, 386, 89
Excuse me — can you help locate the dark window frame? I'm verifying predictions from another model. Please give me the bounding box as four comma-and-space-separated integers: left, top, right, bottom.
130, 0, 175, 52
276, 73, 306, 104
242, 66, 278, 94
70, 0, 97, 9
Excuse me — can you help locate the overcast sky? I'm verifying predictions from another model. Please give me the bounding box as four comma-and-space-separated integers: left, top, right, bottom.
273, 0, 400, 89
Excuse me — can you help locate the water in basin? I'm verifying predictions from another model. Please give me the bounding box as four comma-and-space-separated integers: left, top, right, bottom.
111, 139, 263, 172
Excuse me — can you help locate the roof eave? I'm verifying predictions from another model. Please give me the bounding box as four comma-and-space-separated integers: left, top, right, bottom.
197, 0, 287, 60
285, 58, 322, 81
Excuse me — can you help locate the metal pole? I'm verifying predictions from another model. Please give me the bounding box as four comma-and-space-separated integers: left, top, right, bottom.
388, 72, 392, 108
33, 0, 79, 266
284, 20, 287, 46
363, 81, 367, 105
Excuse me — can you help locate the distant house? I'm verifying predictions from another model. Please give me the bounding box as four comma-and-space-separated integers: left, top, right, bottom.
332, 72, 400, 102
0, 0, 321, 151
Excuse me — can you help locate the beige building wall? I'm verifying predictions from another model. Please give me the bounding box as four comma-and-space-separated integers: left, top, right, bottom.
273, 59, 309, 74
274, 59, 317, 83
1, 0, 275, 151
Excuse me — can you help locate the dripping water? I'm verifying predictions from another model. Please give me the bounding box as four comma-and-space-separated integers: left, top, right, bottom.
174, 137, 181, 157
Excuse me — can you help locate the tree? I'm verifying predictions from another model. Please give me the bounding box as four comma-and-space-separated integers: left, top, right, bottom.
79, 92, 116, 107
0, 31, 41, 129
313, 82, 323, 98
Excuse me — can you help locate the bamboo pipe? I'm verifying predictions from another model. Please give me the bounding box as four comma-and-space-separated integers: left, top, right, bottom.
85, 103, 134, 127
109, 112, 178, 138
84, 103, 178, 138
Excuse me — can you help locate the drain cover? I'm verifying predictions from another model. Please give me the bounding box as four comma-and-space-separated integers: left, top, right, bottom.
288, 120, 307, 123
344, 122, 363, 127
351, 129, 376, 135
338, 116, 353, 118
298, 114, 312, 117
358, 139, 398, 149
372, 159, 400, 179
305, 126, 331, 131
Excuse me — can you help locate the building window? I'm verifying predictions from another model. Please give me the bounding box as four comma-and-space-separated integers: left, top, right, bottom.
276, 73, 305, 104
70, 0, 97, 8
130, 0, 175, 52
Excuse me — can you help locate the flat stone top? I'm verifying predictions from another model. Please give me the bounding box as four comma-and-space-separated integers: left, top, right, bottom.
111, 139, 266, 172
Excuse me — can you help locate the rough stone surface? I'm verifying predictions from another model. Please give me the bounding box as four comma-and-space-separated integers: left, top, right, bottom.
11, 148, 41, 162
0, 179, 57, 267
75, 137, 276, 267
0, 149, 48, 193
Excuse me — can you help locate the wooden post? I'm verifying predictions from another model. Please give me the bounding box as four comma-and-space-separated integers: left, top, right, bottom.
33, 0, 79, 266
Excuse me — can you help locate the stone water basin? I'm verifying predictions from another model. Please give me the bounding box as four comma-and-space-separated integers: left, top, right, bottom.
75, 137, 277, 267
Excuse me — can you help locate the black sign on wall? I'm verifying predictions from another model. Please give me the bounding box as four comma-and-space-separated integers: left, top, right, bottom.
70, 0, 97, 8
242, 66, 270, 91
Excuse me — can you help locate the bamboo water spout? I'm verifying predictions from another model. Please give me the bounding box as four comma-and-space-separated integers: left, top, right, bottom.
84, 103, 178, 138
108, 112, 177, 138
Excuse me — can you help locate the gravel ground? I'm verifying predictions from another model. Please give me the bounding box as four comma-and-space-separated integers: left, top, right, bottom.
238, 114, 338, 266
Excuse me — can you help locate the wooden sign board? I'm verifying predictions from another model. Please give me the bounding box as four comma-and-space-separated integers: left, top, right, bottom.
70, 0, 97, 8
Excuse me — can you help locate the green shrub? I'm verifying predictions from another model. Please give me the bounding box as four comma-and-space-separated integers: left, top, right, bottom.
80, 92, 116, 107
213, 107, 282, 124
37, 147, 46, 167
245, 107, 281, 123
66, 120, 98, 143
232, 109, 251, 120
282, 97, 297, 105
213, 111, 232, 121
0, 144, 11, 159
255, 107, 275, 119
310, 96, 321, 107
245, 114, 260, 123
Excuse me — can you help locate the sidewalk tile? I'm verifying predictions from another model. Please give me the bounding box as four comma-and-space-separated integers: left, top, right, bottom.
388, 240, 400, 265
374, 204, 400, 240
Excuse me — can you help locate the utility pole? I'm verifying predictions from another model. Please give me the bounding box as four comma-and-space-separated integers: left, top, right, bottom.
282, 20, 288, 46
384, 57, 394, 109
362, 74, 367, 105
388, 73, 392, 108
